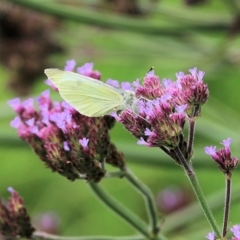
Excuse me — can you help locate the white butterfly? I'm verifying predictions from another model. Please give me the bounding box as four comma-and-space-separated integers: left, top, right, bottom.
44, 69, 137, 117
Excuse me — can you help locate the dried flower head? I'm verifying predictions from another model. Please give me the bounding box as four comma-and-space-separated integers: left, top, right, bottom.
0, 188, 34, 238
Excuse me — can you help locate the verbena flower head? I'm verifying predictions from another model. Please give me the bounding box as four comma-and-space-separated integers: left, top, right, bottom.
114, 67, 208, 163
0, 188, 34, 238
8, 61, 124, 182
204, 138, 239, 174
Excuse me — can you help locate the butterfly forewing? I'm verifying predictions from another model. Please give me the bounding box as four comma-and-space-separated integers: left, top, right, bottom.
44, 69, 124, 117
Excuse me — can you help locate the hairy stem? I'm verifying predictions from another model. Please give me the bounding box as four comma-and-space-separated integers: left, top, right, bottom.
88, 182, 151, 238
222, 173, 232, 238
33, 231, 145, 240
123, 167, 160, 236
174, 146, 221, 238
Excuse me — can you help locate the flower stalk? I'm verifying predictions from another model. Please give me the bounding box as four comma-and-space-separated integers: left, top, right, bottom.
222, 173, 231, 238
33, 231, 146, 240
187, 118, 195, 160
88, 182, 151, 239
122, 167, 160, 236
174, 146, 221, 238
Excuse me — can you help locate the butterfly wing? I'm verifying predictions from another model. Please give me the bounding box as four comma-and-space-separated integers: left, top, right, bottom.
44, 69, 124, 117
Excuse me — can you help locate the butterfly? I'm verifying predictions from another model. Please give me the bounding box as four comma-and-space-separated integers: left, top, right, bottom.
44, 69, 137, 117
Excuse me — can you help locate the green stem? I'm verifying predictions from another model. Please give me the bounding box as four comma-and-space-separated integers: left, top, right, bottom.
33, 231, 145, 240
7, 0, 228, 36
123, 167, 160, 236
187, 106, 199, 160
222, 173, 231, 238
187, 118, 195, 159
174, 147, 221, 238
104, 171, 125, 178
4, 0, 172, 35
88, 182, 151, 239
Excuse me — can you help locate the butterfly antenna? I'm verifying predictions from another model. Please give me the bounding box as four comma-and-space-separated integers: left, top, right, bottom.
147, 66, 154, 73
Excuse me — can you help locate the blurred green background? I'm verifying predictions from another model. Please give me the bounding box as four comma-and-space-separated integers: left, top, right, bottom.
1, 0, 240, 239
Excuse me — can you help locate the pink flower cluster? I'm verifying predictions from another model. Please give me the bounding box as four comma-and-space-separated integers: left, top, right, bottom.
205, 138, 238, 174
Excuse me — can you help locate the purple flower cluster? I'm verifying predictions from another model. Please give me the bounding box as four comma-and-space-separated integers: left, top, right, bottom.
0, 188, 34, 238
112, 67, 209, 162
205, 138, 239, 174
8, 61, 124, 182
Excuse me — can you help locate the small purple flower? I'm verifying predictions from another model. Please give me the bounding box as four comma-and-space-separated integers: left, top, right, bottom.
7, 186, 14, 193
197, 70, 205, 82
175, 104, 187, 114
41, 111, 50, 125
79, 137, 89, 150
189, 67, 198, 78
160, 92, 172, 102
64, 59, 76, 71
37, 90, 51, 108
144, 128, 153, 136
7, 98, 22, 113
121, 82, 133, 91
205, 232, 215, 240
61, 101, 72, 110
29, 126, 40, 136
77, 62, 93, 74
204, 146, 217, 157
137, 137, 149, 146
132, 78, 140, 87
221, 138, 232, 155
10, 116, 22, 129
22, 98, 34, 109
162, 78, 173, 89
44, 79, 58, 91
76, 62, 101, 79
25, 118, 35, 127
176, 72, 185, 81
106, 79, 120, 88
63, 141, 70, 151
